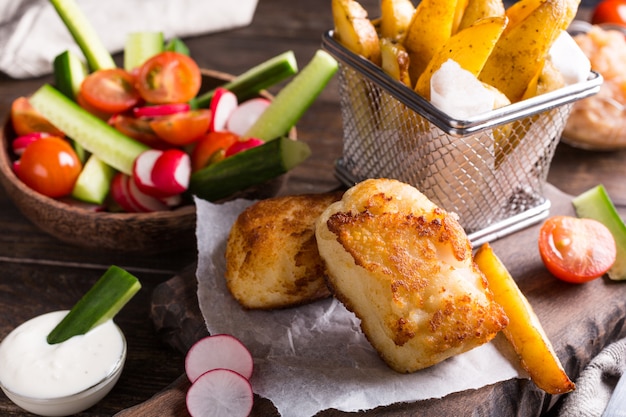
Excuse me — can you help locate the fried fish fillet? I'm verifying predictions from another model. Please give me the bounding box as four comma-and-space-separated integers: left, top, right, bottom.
315, 179, 508, 373
225, 191, 343, 309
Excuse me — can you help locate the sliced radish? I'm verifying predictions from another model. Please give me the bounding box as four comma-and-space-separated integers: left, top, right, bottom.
12, 132, 50, 155
226, 97, 270, 136
185, 334, 254, 383
209, 88, 238, 132
132, 149, 169, 198
110, 173, 142, 213
225, 138, 264, 158
151, 149, 191, 196
126, 174, 169, 212
186, 369, 253, 417
133, 103, 190, 118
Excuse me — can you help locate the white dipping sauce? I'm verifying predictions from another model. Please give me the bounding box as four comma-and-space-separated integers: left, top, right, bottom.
0, 310, 124, 399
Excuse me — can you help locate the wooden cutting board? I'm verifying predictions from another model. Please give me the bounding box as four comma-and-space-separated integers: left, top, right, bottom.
116, 185, 626, 416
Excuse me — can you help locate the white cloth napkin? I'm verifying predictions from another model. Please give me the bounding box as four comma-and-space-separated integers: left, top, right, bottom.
0, 0, 258, 79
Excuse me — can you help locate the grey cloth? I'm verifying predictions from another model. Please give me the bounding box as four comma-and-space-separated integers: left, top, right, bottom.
558, 338, 626, 417
0, 0, 258, 79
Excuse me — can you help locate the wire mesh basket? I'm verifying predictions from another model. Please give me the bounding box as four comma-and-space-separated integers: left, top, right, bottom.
322, 31, 602, 244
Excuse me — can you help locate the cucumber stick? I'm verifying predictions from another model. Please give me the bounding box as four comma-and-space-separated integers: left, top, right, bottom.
572, 185, 626, 280
49, 0, 115, 71
124, 32, 164, 71
53, 50, 87, 100
244, 49, 338, 141
71, 155, 116, 204
189, 137, 311, 201
29, 84, 149, 175
193, 51, 298, 108
47, 266, 141, 344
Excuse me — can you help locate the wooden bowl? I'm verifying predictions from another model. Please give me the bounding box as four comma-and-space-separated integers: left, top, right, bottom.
0, 70, 288, 254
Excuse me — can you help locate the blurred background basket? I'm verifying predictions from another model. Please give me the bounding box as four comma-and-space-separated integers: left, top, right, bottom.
322, 31, 602, 244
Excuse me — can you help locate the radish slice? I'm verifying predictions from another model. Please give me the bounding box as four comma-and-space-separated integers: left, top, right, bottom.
226, 97, 270, 136
185, 334, 254, 383
132, 149, 169, 198
12, 132, 49, 155
151, 149, 191, 196
186, 369, 253, 417
127, 174, 170, 212
110, 173, 141, 213
209, 88, 238, 132
133, 103, 190, 118
224, 138, 264, 158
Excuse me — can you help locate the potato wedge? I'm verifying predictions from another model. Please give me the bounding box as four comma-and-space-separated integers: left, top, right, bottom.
478, 0, 580, 102
379, 0, 415, 42
404, 0, 458, 85
415, 16, 507, 100
332, 0, 381, 66
452, 0, 470, 34
474, 243, 575, 395
457, 0, 505, 31
380, 38, 412, 87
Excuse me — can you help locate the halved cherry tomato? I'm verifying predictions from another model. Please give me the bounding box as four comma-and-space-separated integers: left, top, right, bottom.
17, 136, 82, 198
10, 97, 64, 137
149, 110, 211, 146
592, 0, 626, 26
135, 51, 201, 104
108, 114, 170, 149
80, 68, 141, 114
191, 131, 239, 172
76, 91, 114, 120
538, 215, 617, 283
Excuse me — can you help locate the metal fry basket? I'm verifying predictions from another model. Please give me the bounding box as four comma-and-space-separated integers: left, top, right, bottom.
322, 31, 602, 245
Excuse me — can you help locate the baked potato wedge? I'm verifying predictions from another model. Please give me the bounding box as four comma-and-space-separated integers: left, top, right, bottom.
404, 0, 458, 85
478, 0, 580, 102
415, 16, 507, 100
380, 38, 412, 87
457, 0, 505, 31
474, 243, 575, 395
332, 0, 381, 65
379, 0, 415, 42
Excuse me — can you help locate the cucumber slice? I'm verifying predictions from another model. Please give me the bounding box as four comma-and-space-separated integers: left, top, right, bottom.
572, 185, 626, 280
49, 0, 116, 71
189, 137, 311, 201
71, 155, 116, 204
165, 37, 190, 55
192, 51, 298, 108
53, 50, 87, 100
243, 49, 338, 142
47, 266, 141, 344
124, 32, 164, 71
29, 84, 149, 175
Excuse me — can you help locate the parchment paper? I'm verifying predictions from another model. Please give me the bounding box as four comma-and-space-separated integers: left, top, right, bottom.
194, 196, 526, 417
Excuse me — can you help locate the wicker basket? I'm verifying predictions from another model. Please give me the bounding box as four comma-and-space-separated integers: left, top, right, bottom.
322, 31, 602, 244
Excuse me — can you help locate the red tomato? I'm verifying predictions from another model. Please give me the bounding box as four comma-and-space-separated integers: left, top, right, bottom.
80, 68, 141, 114
191, 131, 239, 172
10, 97, 64, 137
592, 0, 626, 26
149, 110, 211, 146
135, 51, 202, 104
538, 215, 617, 283
17, 136, 82, 198
108, 114, 170, 149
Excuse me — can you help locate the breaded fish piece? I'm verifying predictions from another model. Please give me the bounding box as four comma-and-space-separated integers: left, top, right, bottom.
225, 191, 343, 309
315, 179, 508, 373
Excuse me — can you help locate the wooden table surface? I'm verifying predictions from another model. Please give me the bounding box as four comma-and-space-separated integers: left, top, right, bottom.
0, 0, 625, 416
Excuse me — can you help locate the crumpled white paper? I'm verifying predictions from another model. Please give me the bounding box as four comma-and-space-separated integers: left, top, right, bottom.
0, 0, 258, 79
194, 196, 526, 417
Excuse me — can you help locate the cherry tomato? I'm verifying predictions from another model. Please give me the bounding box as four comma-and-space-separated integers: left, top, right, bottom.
538, 215, 617, 283
135, 51, 202, 104
149, 110, 211, 146
17, 136, 82, 198
190, 131, 239, 172
76, 91, 114, 120
10, 97, 64, 137
592, 0, 626, 26
108, 114, 170, 149
79, 68, 141, 114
